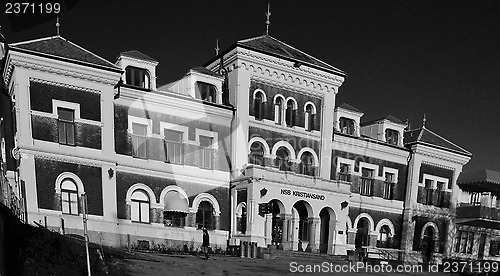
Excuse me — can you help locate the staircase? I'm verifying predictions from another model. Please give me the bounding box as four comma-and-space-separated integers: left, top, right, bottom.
263, 248, 350, 265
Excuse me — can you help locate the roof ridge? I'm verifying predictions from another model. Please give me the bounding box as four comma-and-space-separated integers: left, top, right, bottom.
64, 38, 118, 68
423, 128, 472, 155
238, 34, 267, 43
267, 35, 343, 72
11, 35, 63, 46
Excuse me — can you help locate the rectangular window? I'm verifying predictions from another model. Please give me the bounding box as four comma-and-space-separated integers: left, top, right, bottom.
61, 191, 78, 215
360, 168, 374, 196
164, 129, 183, 164
338, 163, 351, 182
57, 107, 75, 145
339, 117, 355, 135
383, 172, 395, 200
424, 179, 434, 205
132, 123, 147, 158
385, 129, 399, 145
199, 136, 213, 169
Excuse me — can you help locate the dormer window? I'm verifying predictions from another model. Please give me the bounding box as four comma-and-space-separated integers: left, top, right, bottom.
339, 117, 355, 135
195, 82, 217, 103
125, 66, 150, 89
385, 129, 399, 145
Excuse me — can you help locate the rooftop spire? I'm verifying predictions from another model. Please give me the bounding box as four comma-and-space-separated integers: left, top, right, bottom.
215, 39, 219, 56
422, 114, 427, 128
56, 16, 60, 36
265, 2, 271, 35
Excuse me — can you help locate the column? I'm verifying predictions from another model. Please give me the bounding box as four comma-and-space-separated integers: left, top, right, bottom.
328, 220, 338, 254
264, 213, 273, 245
443, 219, 455, 258
281, 214, 292, 250
369, 231, 379, 247
215, 215, 220, 230
290, 217, 298, 250
347, 229, 357, 246
308, 218, 320, 252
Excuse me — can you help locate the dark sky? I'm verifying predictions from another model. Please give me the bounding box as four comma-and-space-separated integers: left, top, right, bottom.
2, 0, 499, 172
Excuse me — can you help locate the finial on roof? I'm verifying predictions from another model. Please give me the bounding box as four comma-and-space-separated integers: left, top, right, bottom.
215, 39, 219, 56
265, 2, 271, 35
422, 114, 427, 128
56, 16, 60, 36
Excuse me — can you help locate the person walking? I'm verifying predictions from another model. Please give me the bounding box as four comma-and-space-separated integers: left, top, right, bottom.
202, 227, 210, 260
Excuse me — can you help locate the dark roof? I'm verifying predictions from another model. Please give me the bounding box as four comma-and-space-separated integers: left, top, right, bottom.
458, 169, 500, 185
11, 36, 120, 71
190, 67, 223, 78
236, 35, 345, 76
361, 115, 405, 126
120, 50, 157, 63
336, 103, 363, 113
404, 127, 472, 156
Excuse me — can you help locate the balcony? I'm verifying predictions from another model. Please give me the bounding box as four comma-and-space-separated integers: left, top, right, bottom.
456, 204, 500, 229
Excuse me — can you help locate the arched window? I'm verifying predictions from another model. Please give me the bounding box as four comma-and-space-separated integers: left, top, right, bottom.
274, 97, 284, 125
249, 141, 265, 166
125, 66, 150, 89
275, 147, 290, 171
236, 203, 247, 234
195, 82, 217, 103
254, 91, 265, 120
196, 201, 215, 230
285, 99, 296, 127
304, 104, 315, 131
61, 178, 79, 215
300, 152, 315, 176
163, 190, 188, 228
377, 225, 392, 248
131, 189, 150, 223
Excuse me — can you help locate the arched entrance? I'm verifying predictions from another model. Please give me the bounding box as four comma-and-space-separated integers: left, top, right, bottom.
270, 199, 284, 246
422, 226, 435, 263
292, 201, 312, 251
319, 207, 336, 254
355, 218, 370, 248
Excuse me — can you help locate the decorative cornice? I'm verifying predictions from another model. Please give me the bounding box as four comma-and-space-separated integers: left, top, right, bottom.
236, 49, 344, 85
30, 77, 101, 94
249, 119, 321, 141
250, 76, 323, 99
413, 145, 470, 165
4, 51, 120, 87
421, 160, 456, 172
33, 153, 103, 168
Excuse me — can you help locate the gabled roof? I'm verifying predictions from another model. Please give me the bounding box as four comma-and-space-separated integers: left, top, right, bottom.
404, 127, 472, 157
336, 103, 363, 114
458, 169, 500, 185
190, 67, 223, 78
361, 115, 405, 126
119, 50, 157, 63
236, 35, 345, 76
11, 36, 120, 72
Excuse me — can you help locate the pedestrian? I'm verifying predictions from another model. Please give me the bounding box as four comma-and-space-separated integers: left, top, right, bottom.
202, 227, 210, 260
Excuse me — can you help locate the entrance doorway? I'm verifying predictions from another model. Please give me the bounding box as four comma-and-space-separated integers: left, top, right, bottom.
422, 226, 435, 263
319, 207, 336, 254
270, 200, 283, 245
355, 218, 370, 248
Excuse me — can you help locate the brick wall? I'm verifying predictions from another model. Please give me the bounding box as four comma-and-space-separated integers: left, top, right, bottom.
249, 81, 322, 131
332, 150, 408, 201
115, 171, 229, 230
34, 157, 103, 216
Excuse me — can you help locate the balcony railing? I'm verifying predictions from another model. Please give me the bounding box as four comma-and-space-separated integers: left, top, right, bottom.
360, 177, 374, 196
337, 172, 351, 182
457, 205, 500, 222
383, 182, 395, 200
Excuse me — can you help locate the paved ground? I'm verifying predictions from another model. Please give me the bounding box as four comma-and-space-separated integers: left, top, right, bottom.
107, 252, 461, 276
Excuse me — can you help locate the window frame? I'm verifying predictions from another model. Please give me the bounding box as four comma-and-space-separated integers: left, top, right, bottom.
130, 189, 151, 224
339, 117, 356, 135
57, 107, 76, 146
304, 102, 316, 132
61, 178, 79, 215
195, 81, 217, 103
125, 66, 151, 89
273, 95, 285, 125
